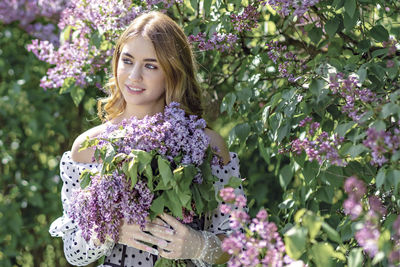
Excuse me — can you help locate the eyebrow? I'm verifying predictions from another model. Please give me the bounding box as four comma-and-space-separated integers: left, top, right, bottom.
122, 52, 158, 62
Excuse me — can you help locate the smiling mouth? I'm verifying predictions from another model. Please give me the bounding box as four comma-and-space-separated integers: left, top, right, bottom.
126, 85, 145, 92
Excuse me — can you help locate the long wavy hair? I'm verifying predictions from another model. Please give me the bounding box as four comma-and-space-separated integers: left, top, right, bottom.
97, 11, 203, 122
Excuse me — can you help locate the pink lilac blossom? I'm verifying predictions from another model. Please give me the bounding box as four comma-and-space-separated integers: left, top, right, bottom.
355, 220, 380, 258
362, 127, 400, 166
266, 41, 306, 83
230, 5, 260, 32
343, 176, 365, 220
220, 188, 288, 267
188, 32, 238, 52
266, 0, 321, 18
329, 73, 377, 122
284, 117, 346, 166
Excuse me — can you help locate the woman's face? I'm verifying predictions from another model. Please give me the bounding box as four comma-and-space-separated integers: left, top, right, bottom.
117, 35, 166, 111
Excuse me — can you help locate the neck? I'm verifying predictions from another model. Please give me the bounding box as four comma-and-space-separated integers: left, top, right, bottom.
115, 102, 166, 123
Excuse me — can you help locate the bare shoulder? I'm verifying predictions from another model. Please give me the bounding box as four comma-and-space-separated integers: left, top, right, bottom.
70, 124, 108, 163
204, 128, 231, 165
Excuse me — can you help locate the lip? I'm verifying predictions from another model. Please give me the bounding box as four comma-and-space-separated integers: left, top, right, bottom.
126, 84, 145, 94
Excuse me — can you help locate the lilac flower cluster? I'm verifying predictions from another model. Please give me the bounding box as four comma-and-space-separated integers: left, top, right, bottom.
362, 126, 400, 166
69, 172, 153, 243
266, 0, 321, 18
265, 41, 305, 83
389, 216, 400, 266
27, 0, 143, 90
342, 176, 387, 258
98, 102, 210, 167
188, 32, 238, 52
230, 5, 260, 32
284, 117, 346, 166
0, 0, 67, 26
329, 73, 377, 122
219, 188, 306, 267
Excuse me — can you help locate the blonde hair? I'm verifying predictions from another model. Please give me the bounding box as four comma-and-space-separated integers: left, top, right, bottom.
98, 11, 203, 122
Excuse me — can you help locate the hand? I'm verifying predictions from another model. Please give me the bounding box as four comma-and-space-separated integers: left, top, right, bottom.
118, 218, 175, 256
144, 213, 204, 260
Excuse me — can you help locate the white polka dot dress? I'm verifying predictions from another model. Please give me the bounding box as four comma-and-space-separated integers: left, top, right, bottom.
49, 151, 244, 266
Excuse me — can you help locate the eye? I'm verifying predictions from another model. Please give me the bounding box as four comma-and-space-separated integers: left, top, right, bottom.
122, 58, 132, 65
145, 63, 157, 70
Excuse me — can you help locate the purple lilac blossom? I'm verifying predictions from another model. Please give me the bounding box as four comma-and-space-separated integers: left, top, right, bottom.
188, 32, 238, 52
285, 118, 346, 166
220, 188, 289, 267
230, 5, 260, 32
69, 173, 153, 243
96, 102, 210, 167
329, 73, 377, 123
27, 0, 145, 90
363, 127, 400, 166
266, 0, 321, 18
266, 41, 305, 82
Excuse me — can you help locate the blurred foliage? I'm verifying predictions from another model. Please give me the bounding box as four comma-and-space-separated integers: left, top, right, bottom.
0, 23, 99, 266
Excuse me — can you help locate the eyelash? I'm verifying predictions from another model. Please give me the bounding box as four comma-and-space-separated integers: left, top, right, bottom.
122, 58, 157, 70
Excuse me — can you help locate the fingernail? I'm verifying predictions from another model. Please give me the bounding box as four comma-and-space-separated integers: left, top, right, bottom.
158, 240, 168, 248
166, 229, 175, 235
148, 248, 159, 255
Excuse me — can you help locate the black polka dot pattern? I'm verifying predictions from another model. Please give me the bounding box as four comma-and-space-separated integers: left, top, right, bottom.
49, 151, 244, 266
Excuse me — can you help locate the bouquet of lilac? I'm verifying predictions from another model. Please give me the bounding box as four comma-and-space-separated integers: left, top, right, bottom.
68, 102, 219, 246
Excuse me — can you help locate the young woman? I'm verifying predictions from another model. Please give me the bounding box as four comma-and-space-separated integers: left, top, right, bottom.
49, 11, 244, 267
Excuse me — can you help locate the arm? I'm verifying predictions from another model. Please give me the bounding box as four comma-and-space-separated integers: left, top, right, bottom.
49, 151, 115, 266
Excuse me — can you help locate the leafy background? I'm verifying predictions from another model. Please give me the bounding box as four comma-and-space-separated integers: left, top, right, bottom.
1, 0, 399, 266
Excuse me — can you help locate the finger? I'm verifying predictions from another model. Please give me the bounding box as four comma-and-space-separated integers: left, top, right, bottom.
158, 248, 177, 260
159, 213, 183, 230
144, 223, 176, 240
130, 239, 159, 256
134, 231, 169, 249
151, 218, 169, 227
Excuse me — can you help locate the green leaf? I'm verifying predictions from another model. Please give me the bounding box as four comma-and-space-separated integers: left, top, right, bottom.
226, 176, 242, 188
279, 164, 293, 189
220, 92, 236, 116
80, 169, 92, 189
203, 0, 212, 16
322, 222, 342, 244
370, 25, 389, 42
386, 170, 400, 193
165, 190, 183, 218
127, 158, 138, 188
70, 86, 85, 106
381, 103, 400, 119
310, 79, 326, 96
311, 243, 334, 267
234, 123, 251, 142
344, 0, 356, 17
303, 161, 319, 184
150, 195, 165, 216
335, 122, 355, 137
284, 226, 308, 260
303, 212, 323, 240
343, 8, 359, 30
348, 248, 363, 267
308, 26, 323, 44
158, 157, 173, 186
376, 168, 386, 188
325, 18, 340, 37
358, 40, 370, 53
347, 144, 368, 158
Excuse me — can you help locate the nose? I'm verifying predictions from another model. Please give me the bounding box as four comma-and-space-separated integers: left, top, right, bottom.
128, 63, 142, 81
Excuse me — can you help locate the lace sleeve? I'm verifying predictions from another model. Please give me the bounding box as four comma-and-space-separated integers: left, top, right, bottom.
49, 151, 114, 266
205, 152, 245, 235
